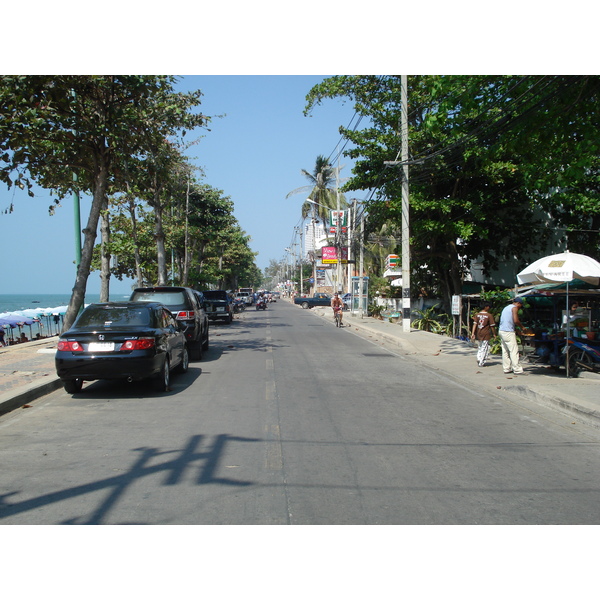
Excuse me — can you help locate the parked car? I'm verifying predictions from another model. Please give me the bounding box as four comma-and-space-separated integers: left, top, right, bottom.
342, 293, 351, 310
55, 302, 188, 394
294, 293, 332, 309
129, 286, 209, 360
201, 290, 234, 323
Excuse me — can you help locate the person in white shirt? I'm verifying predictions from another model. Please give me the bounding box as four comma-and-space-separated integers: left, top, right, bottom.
498, 297, 525, 374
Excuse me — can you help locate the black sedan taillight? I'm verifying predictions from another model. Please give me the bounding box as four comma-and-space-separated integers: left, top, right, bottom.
120, 338, 156, 351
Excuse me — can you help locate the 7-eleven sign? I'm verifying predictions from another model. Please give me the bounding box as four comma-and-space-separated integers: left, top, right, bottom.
329, 210, 348, 234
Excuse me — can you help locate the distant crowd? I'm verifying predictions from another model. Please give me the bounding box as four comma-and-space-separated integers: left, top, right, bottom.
0, 329, 51, 347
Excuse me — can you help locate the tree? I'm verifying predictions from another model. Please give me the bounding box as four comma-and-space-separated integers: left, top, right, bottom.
0, 76, 206, 329
286, 154, 347, 231
304, 75, 600, 308
94, 182, 261, 292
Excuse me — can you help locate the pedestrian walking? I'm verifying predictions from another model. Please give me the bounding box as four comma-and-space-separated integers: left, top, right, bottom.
471, 301, 496, 367
498, 297, 526, 374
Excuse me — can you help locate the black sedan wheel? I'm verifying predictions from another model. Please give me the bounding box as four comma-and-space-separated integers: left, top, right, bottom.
176, 347, 189, 374
155, 357, 170, 392
63, 378, 83, 394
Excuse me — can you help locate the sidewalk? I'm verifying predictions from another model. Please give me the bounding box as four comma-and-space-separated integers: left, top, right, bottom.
309, 306, 600, 430
0, 337, 62, 416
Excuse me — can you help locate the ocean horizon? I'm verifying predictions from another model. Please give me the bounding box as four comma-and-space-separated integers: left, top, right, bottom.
0, 292, 133, 315
0, 292, 134, 339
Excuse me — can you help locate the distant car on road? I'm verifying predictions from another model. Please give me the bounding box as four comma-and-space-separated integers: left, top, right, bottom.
201, 290, 234, 323
236, 291, 253, 306
55, 302, 188, 394
129, 286, 209, 360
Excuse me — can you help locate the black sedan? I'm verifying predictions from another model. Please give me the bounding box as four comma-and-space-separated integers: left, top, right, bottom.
55, 302, 188, 394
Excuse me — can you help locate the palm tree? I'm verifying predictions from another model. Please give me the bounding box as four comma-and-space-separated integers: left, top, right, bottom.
287, 155, 349, 294
286, 155, 347, 226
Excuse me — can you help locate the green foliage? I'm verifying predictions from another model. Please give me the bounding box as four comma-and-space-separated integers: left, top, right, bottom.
411, 305, 450, 334
286, 155, 348, 240
368, 303, 384, 318
368, 275, 391, 297
304, 75, 600, 307
0, 76, 208, 328
97, 181, 260, 290
479, 288, 513, 321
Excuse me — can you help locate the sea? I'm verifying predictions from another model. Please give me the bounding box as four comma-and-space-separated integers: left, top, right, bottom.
0, 293, 132, 315
0, 293, 132, 339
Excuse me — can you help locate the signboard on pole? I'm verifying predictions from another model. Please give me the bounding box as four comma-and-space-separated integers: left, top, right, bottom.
322, 246, 348, 264
329, 210, 348, 234
451, 295, 462, 315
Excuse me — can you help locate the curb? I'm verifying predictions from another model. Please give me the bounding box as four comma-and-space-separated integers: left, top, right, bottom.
502, 384, 600, 430
0, 377, 62, 416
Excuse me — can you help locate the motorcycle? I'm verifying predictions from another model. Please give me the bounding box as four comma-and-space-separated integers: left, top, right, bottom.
232, 298, 246, 313
526, 335, 600, 377
256, 297, 267, 310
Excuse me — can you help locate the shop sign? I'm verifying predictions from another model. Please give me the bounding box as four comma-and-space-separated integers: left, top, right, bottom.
322, 246, 348, 264
329, 210, 348, 234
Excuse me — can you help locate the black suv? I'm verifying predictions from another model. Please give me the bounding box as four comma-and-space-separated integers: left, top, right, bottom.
130, 287, 209, 360
201, 290, 234, 323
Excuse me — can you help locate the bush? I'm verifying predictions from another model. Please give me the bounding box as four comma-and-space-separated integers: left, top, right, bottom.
368, 303, 384, 318
411, 305, 450, 333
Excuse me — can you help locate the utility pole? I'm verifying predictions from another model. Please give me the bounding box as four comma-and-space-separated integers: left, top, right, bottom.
299, 227, 304, 296
335, 158, 342, 293
400, 74, 410, 332
359, 208, 365, 318
384, 75, 411, 332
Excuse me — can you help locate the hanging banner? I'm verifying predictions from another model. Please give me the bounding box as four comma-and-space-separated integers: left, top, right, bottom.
329, 210, 348, 234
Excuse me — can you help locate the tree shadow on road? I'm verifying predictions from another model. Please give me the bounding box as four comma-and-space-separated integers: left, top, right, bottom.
0, 433, 260, 524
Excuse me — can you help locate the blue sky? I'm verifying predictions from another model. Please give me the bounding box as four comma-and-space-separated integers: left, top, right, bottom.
1, 4, 592, 296
0, 76, 360, 295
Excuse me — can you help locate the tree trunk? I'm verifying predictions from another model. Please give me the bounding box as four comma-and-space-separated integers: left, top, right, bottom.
99, 199, 111, 302
126, 189, 143, 287
154, 191, 168, 285
63, 161, 109, 331
182, 179, 190, 286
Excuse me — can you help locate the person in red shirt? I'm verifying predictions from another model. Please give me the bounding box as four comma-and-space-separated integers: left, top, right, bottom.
471, 301, 496, 367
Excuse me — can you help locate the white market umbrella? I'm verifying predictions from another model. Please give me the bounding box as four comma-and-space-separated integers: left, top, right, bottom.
517, 251, 600, 377
517, 251, 600, 286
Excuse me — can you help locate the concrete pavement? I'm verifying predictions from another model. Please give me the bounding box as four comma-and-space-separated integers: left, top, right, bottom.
0, 337, 62, 416
1, 305, 599, 430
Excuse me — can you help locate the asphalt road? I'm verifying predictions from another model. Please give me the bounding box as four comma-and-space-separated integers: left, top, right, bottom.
1, 300, 599, 525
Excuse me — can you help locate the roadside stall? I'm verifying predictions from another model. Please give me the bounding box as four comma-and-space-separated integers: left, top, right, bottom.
516, 251, 600, 377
